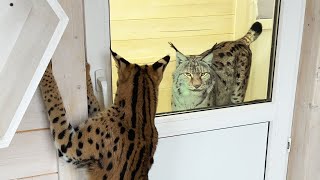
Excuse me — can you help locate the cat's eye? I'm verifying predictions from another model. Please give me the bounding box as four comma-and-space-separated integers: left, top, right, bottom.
185, 73, 192, 77
201, 72, 209, 77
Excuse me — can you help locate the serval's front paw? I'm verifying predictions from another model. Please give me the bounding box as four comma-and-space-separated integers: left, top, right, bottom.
46, 61, 53, 72
86, 62, 91, 74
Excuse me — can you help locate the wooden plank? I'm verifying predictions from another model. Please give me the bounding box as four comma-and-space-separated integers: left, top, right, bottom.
18, 88, 49, 132
110, 2, 235, 20
19, 173, 58, 180
287, 0, 320, 179
111, 0, 233, 7
157, 88, 173, 113
53, 0, 88, 179
234, 0, 258, 39
0, 130, 57, 179
152, 0, 234, 6
111, 16, 234, 40
111, 34, 233, 60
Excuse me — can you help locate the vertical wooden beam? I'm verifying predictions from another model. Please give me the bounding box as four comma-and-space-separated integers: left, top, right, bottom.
287, 0, 320, 179
52, 0, 88, 179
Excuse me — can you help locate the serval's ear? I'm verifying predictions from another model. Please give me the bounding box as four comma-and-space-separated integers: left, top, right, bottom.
152, 55, 170, 79
169, 42, 188, 67
110, 49, 130, 71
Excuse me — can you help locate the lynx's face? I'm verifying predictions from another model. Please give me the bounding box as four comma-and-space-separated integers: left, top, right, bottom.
174, 57, 215, 92
169, 42, 216, 93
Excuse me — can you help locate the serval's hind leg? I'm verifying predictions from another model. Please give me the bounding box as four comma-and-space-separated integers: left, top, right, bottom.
231, 54, 252, 104
86, 62, 101, 117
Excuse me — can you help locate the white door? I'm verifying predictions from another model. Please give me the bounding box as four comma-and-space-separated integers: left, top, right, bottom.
150, 123, 269, 180
83, 0, 306, 179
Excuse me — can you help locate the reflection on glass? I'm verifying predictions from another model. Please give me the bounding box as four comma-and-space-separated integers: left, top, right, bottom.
110, 0, 279, 114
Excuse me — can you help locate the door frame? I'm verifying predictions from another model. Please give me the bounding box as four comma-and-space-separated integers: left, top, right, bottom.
84, 0, 306, 179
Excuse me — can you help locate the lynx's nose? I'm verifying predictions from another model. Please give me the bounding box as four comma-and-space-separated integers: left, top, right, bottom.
194, 84, 201, 89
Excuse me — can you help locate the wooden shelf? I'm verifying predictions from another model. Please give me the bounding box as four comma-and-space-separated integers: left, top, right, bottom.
0, 0, 68, 148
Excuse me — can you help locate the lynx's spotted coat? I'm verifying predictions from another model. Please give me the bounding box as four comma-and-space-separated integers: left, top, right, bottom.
171, 22, 263, 110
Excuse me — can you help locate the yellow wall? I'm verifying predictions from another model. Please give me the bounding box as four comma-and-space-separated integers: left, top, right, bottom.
110, 0, 273, 113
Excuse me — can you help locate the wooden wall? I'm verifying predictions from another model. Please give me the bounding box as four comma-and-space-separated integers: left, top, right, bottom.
287, 0, 320, 179
0, 90, 58, 180
0, 0, 87, 179
51, 0, 88, 179
110, 0, 235, 113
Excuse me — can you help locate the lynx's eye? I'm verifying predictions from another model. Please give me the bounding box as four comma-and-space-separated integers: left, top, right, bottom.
201, 72, 209, 77
185, 72, 192, 77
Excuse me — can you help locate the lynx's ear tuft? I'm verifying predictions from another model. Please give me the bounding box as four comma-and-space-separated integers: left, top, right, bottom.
169, 42, 188, 67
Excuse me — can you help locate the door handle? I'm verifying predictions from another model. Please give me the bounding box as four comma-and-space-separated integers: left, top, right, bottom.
95, 69, 111, 108
97, 77, 109, 108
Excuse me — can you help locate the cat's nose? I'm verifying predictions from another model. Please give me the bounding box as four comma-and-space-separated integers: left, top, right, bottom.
194, 84, 201, 89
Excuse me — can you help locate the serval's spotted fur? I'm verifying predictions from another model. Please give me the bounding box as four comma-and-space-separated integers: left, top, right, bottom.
40, 51, 170, 180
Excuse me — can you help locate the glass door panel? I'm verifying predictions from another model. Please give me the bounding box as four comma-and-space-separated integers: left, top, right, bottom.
109, 0, 280, 115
